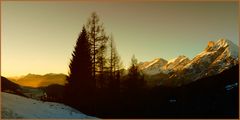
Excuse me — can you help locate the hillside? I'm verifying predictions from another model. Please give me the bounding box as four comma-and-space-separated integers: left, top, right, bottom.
1, 76, 27, 97
1, 92, 95, 119
1, 76, 20, 92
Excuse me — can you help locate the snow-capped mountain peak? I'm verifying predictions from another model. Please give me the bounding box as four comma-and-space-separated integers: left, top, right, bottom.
219, 39, 238, 59
204, 39, 238, 59
144, 58, 164, 69
164, 55, 190, 70
216, 39, 229, 47
139, 58, 167, 69
140, 55, 191, 75
180, 38, 238, 82
167, 55, 189, 64
139, 58, 167, 75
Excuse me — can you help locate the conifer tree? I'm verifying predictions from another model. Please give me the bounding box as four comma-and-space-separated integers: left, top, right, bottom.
65, 26, 95, 115
109, 35, 122, 90
86, 12, 108, 85
126, 55, 145, 91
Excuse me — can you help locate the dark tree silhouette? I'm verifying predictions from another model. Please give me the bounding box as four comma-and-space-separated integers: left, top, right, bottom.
96, 42, 107, 88
86, 12, 108, 86
64, 26, 96, 115
108, 35, 122, 92
126, 55, 145, 91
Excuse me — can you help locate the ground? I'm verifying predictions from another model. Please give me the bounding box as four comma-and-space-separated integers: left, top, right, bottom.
1, 92, 95, 119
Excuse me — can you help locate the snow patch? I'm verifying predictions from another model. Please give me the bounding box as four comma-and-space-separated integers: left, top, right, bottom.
1, 92, 95, 119
144, 58, 161, 69
225, 83, 238, 91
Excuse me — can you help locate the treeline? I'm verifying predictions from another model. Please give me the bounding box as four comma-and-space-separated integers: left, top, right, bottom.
64, 12, 145, 116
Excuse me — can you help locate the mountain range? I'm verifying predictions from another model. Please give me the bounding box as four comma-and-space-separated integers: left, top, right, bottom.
5, 39, 238, 88
8, 73, 67, 88
139, 39, 239, 86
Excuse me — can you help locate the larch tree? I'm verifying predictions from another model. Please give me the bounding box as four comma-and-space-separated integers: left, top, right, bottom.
108, 35, 122, 91
86, 12, 108, 87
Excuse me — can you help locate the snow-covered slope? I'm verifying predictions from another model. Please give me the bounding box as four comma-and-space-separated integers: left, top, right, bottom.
139, 58, 168, 75
164, 55, 190, 71
1, 92, 95, 119
181, 39, 239, 81
139, 56, 190, 75
184, 39, 238, 69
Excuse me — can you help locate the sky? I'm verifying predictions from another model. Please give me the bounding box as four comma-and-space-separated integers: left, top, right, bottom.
1, 1, 238, 77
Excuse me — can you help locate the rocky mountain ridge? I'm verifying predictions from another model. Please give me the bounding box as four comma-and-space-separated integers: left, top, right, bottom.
140, 39, 239, 86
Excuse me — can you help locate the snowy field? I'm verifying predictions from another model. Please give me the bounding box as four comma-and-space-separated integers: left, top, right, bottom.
1, 92, 95, 119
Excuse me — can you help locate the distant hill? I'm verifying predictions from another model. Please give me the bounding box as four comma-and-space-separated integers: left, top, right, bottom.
8, 73, 67, 88
1, 76, 25, 97
1, 76, 19, 91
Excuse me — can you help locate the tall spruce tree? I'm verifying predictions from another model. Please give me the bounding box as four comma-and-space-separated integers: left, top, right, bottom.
65, 26, 95, 115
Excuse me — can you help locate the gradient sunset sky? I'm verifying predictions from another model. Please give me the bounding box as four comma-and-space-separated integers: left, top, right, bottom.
2, 1, 238, 77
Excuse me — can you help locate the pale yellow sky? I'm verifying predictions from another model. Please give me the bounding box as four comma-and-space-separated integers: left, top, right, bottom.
1, 1, 238, 77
